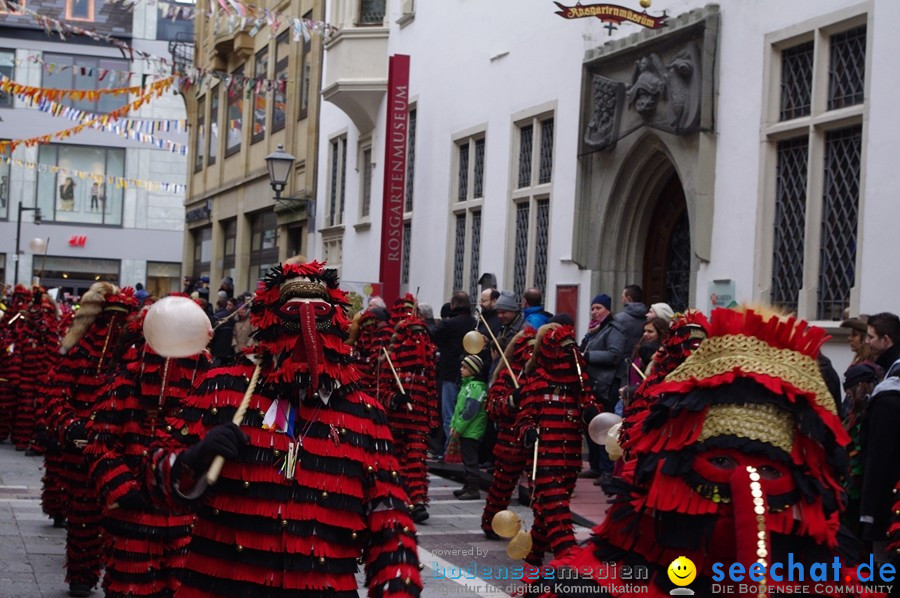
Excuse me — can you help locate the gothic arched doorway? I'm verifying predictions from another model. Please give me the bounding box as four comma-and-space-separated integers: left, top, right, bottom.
642, 173, 690, 312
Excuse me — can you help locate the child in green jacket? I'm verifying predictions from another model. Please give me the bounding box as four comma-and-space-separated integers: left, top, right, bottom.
450, 354, 488, 500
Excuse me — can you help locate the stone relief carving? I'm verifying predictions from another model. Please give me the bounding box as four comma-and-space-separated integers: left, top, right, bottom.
666, 42, 701, 131
584, 75, 625, 150
626, 53, 667, 117
583, 40, 703, 150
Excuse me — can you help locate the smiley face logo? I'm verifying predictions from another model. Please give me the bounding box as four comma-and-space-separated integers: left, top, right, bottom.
667, 556, 696, 587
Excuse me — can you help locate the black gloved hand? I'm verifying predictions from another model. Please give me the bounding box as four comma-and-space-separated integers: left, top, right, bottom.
65, 419, 88, 448
523, 428, 538, 448
178, 423, 248, 476
508, 387, 522, 409
116, 488, 148, 512
390, 392, 411, 411
581, 406, 600, 425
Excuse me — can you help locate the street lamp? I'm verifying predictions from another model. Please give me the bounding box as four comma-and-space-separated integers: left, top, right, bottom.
265, 144, 295, 202
14, 201, 42, 286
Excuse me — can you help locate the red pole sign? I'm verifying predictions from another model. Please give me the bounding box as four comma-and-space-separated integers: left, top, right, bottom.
378, 54, 410, 306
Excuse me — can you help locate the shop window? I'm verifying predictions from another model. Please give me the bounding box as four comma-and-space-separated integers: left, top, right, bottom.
208, 88, 219, 166
191, 226, 212, 280
272, 32, 289, 133
146, 261, 181, 298
36, 256, 120, 296
249, 211, 278, 282
222, 218, 237, 279
42, 54, 129, 113
35, 144, 125, 226
225, 66, 244, 157
0, 50, 14, 107
251, 47, 268, 144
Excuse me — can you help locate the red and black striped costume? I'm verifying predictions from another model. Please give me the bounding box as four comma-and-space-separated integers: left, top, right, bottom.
514, 323, 598, 566
353, 309, 393, 399
381, 315, 438, 511
13, 289, 61, 451
146, 261, 422, 598
0, 285, 32, 443
481, 328, 535, 537
86, 339, 210, 598
888, 480, 900, 564
42, 283, 137, 592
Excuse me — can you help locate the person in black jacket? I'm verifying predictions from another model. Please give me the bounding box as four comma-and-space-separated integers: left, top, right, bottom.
859, 360, 900, 563
431, 291, 476, 458
866, 312, 900, 376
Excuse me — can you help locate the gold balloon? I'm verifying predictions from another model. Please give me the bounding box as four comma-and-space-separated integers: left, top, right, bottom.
506, 529, 533, 560
605, 422, 623, 461
463, 330, 486, 354
639, 0, 652, 8
491, 510, 522, 539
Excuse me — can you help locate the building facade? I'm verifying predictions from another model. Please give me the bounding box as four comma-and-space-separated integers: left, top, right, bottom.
0, 0, 191, 298
182, 0, 324, 297
315, 0, 899, 373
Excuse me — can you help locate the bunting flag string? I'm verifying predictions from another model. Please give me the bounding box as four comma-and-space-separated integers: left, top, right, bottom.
1, 155, 187, 195
2, 0, 336, 92
27, 96, 188, 154
0, 73, 167, 103
0, 77, 174, 154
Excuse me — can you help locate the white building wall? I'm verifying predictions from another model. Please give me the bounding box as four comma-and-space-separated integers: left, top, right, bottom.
317, 0, 897, 371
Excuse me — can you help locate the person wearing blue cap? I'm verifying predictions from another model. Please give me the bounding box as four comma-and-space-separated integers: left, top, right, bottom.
578, 293, 619, 479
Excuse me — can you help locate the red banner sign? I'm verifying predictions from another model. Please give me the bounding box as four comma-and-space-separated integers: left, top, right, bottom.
553, 2, 667, 29
378, 54, 410, 306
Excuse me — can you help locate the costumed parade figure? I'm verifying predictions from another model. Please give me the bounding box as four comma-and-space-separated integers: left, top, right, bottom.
43, 282, 138, 597
516, 323, 600, 567
352, 307, 392, 398
14, 287, 62, 453
380, 294, 438, 523
0, 285, 33, 443
86, 305, 212, 597
539, 307, 879, 598
481, 328, 536, 539
146, 260, 423, 597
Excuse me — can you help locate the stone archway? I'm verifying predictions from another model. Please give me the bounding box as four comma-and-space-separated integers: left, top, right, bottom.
642, 172, 690, 312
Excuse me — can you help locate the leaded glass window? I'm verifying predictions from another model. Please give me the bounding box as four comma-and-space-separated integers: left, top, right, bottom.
328, 137, 346, 227
770, 137, 808, 313
473, 139, 485, 199
469, 210, 481, 298
359, 0, 385, 25
817, 126, 861, 320
779, 42, 813, 121
457, 144, 469, 202
513, 203, 530, 299
534, 199, 549, 294
453, 213, 465, 291
828, 25, 866, 111
405, 109, 416, 212
517, 125, 533, 188
401, 220, 412, 285
539, 119, 554, 184
361, 147, 372, 218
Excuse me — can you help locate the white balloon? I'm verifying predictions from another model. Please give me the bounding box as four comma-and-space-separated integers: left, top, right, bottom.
143, 296, 212, 358
29, 238, 47, 254
588, 412, 622, 445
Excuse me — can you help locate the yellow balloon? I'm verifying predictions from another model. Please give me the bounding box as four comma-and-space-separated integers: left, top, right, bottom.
506, 529, 533, 560
463, 330, 486, 354
491, 510, 522, 539
639, 0, 652, 8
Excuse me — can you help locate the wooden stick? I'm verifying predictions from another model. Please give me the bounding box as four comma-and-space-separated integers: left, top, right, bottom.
38, 237, 50, 281
207, 363, 262, 485
382, 347, 405, 394
478, 313, 519, 389
630, 360, 647, 381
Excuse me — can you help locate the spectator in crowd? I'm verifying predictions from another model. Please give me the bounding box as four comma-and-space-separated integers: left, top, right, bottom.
219, 276, 235, 300
431, 291, 476, 458
182, 276, 197, 295
841, 313, 872, 365
647, 302, 675, 323
418, 302, 437, 334
440, 302, 452, 320
478, 289, 501, 337
495, 291, 523, 350
616, 284, 649, 350
521, 288, 553, 331
580, 293, 620, 480
866, 312, 900, 374
231, 295, 253, 353
860, 359, 900, 563
841, 361, 881, 536
368, 296, 387, 310
210, 299, 235, 365
134, 289, 150, 306
450, 354, 488, 500
626, 317, 669, 387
